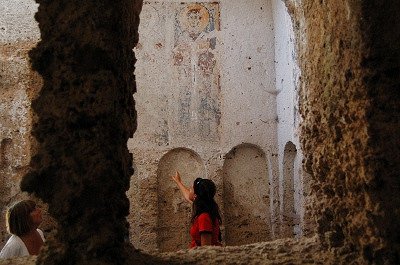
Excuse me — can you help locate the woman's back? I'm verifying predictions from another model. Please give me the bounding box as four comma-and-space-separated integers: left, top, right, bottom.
190, 212, 221, 248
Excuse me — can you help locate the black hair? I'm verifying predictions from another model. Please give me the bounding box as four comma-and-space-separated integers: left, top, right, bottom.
6, 200, 36, 237
191, 178, 222, 226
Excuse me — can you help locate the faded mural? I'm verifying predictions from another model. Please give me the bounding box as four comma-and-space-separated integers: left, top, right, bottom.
172, 3, 221, 142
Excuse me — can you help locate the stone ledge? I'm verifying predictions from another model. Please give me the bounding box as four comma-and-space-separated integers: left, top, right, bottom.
0, 236, 343, 265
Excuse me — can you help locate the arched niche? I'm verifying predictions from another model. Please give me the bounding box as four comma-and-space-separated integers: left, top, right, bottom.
223, 143, 271, 246
156, 148, 205, 252
282, 141, 297, 237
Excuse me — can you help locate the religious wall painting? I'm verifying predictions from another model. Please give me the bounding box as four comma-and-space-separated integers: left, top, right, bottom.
172, 3, 221, 142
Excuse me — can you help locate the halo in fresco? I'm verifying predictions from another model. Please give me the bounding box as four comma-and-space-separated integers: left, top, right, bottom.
179, 3, 210, 35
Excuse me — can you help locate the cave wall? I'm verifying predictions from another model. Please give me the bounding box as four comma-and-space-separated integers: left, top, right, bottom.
0, 0, 398, 264
361, 1, 400, 262
0, 0, 41, 249
288, 0, 400, 263
18, 0, 144, 264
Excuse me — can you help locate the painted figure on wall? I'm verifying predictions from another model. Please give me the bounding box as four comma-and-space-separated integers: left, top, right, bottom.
172, 3, 221, 142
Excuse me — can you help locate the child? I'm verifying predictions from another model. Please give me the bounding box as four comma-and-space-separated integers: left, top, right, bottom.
0, 200, 45, 259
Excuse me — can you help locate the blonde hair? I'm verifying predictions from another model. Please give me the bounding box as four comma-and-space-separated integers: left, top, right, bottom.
6, 200, 36, 237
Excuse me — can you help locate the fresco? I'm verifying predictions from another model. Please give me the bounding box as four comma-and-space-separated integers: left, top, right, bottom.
172, 3, 221, 142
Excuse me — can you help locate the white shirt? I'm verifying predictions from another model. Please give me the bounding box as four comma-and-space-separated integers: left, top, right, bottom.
0, 229, 44, 259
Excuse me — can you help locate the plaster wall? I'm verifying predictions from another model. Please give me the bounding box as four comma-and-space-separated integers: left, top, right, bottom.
223, 144, 270, 246
281, 141, 296, 237
219, 0, 277, 151
219, 0, 279, 237
0, 0, 39, 42
271, 0, 312, 238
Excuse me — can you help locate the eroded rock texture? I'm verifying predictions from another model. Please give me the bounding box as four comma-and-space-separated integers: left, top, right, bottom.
0, 0, 396, 264
289, 0, 400, 263
361, 2, 400, 262
20, 0, 143, 264
0, 42, 42, 246
0, 236, 335, 265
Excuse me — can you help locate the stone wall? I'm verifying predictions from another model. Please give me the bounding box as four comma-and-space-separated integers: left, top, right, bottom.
289, 0, 400, 263
361, 1, 400, 262
19, 0, 143, 264
0, 0, 41, 248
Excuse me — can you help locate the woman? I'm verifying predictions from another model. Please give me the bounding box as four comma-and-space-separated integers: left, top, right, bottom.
0, 200, 45, 259
172, 171, 222, 247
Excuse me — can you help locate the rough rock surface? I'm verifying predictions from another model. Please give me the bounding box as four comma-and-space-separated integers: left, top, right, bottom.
18, 0, 143, 264
0, 41, 42, 247
288, 0, 400, 263
0, 236, 339, 265
0, 0, 398, 264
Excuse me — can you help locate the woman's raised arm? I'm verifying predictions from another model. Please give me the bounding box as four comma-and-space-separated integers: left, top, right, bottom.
171, 171, 195, 203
